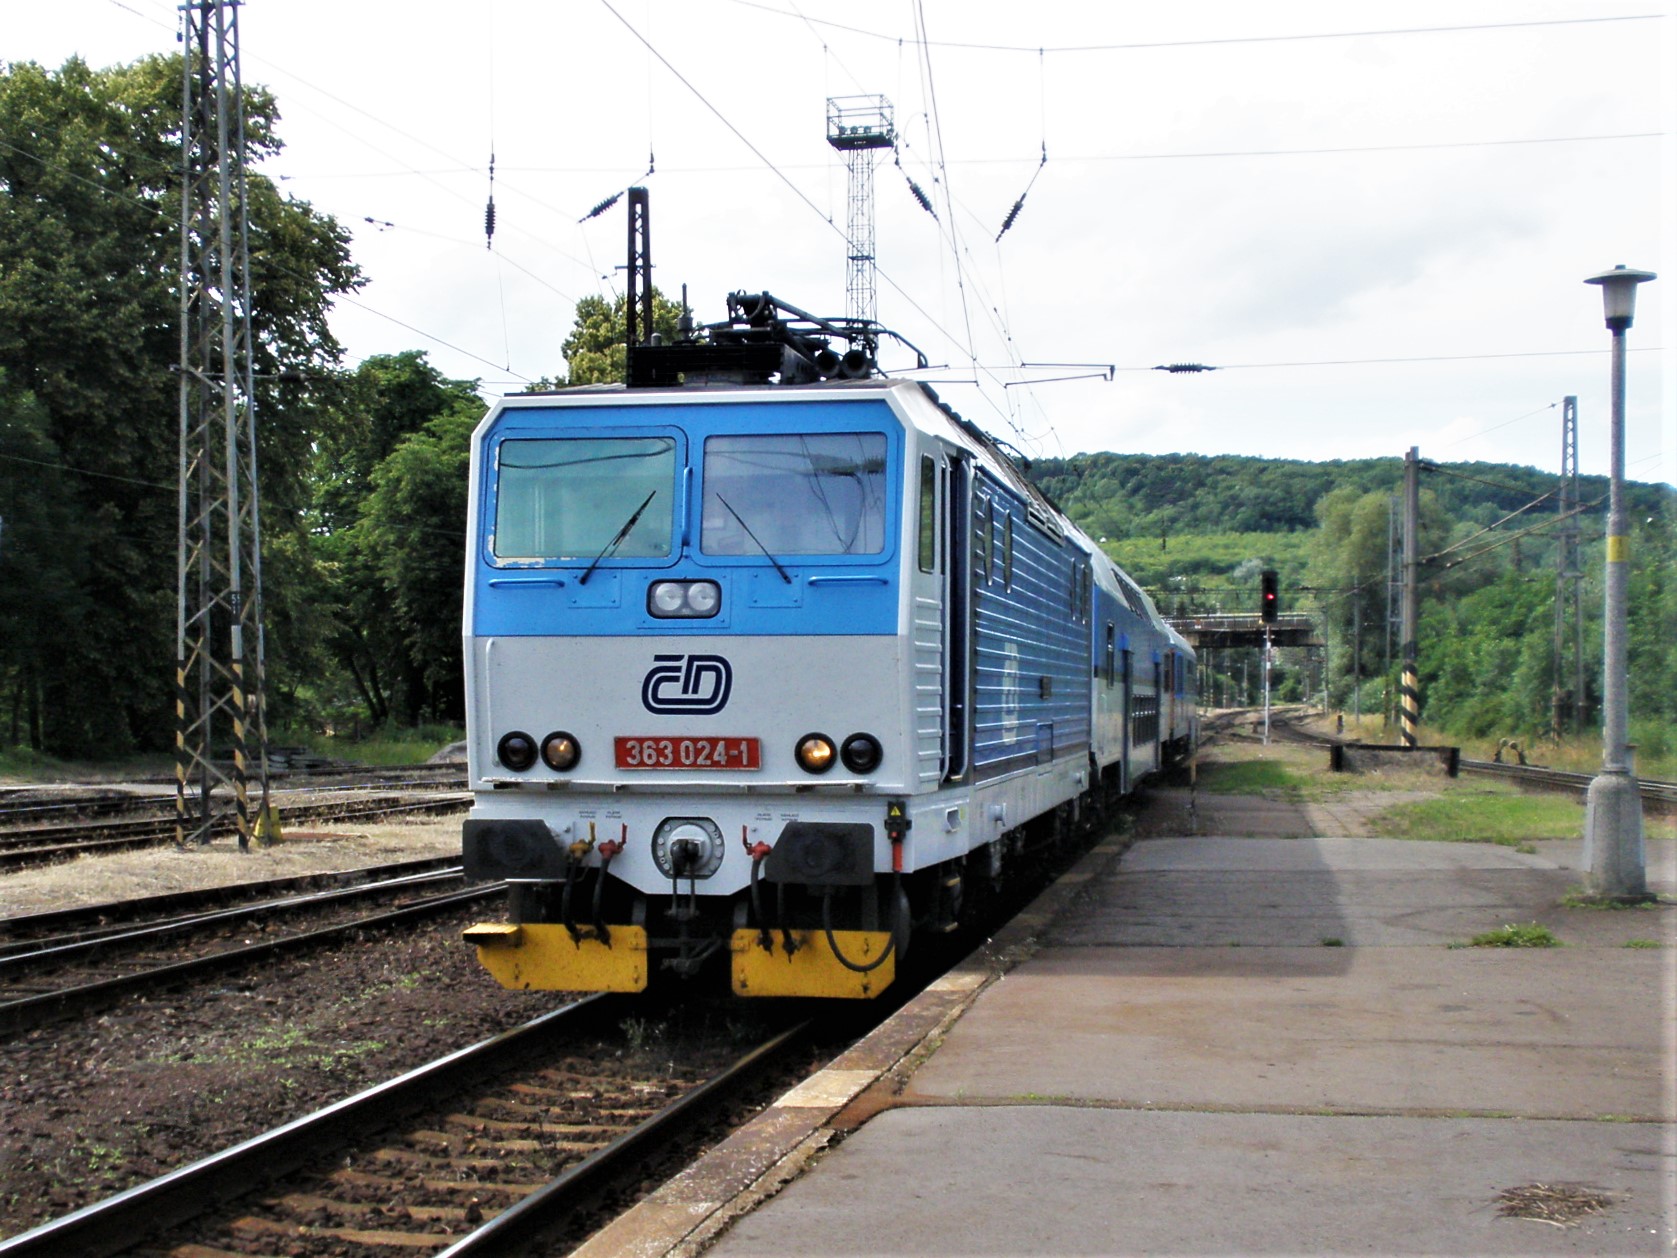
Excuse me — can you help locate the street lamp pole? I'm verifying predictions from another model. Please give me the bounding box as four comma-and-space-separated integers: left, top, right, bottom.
1581, 264, 1656, 900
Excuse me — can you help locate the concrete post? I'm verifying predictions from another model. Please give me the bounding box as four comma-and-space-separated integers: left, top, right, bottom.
1582, 316, 1647, 897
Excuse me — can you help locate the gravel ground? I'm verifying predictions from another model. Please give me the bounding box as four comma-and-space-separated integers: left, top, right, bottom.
0, 819, 567, 1242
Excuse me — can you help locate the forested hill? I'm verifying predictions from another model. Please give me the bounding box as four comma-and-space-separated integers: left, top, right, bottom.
1024, 451, 1670, 542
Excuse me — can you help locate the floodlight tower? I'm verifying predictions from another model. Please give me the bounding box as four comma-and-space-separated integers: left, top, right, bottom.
175, 0, 271, 848
826, 96, 894, 339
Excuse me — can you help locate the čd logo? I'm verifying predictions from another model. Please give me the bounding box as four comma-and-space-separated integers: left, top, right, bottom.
641, 654, 732, 715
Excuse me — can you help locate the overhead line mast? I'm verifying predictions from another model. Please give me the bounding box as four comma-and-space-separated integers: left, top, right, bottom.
175, 0, 271, 849
826, 96, 894, 340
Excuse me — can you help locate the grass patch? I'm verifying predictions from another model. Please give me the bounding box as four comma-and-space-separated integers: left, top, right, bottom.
1561, 888, 1664, 910
1623, 938, 1662, 949
1196, 759, 1305, 799
1455, 922, 1561, 949
277, 724, 464, 767
1369, 786, 1580, 847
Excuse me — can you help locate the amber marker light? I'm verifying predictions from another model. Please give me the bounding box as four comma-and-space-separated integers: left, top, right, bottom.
541, 731, 581, 771
795, 733, 837, 774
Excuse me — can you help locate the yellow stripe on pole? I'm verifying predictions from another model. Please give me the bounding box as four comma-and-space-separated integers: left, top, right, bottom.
1606, 535, 1629, 563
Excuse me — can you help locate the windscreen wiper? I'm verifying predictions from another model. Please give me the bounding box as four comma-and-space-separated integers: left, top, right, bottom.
715, 494, 793, 584
579, 490, 655, 585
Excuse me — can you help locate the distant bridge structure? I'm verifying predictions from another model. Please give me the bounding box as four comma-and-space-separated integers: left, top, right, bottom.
1168, 613, 1322, 649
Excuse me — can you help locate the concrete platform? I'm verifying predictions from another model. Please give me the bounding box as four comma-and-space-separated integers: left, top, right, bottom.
575, 821, 1676, 1257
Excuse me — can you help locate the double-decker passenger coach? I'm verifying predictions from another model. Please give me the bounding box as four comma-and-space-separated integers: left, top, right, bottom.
460, 292, 1193, 998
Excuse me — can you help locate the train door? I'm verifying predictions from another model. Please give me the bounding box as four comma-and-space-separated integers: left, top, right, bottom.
1120, 648, 1133, 795
943, 453, 970, 782
1163, 652, 1174, 752
1154, 659, 1164, 774
910, 450, 948, 787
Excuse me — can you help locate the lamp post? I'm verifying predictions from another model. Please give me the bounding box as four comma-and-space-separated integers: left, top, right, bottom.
1581, 263, 1655, 900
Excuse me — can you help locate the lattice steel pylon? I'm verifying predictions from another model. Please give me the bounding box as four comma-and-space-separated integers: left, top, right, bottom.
1553, 395, 1585, 737
826, 96, 894, 334
175, 0, 271, 848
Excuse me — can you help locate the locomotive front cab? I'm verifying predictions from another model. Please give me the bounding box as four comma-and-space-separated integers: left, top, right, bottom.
461, 387, 926, 997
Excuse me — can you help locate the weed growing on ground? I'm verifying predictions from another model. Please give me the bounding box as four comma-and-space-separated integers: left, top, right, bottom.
1561, 887, 1664, 910
620, 1016, 666, 1051
1452, 922, 1560, 949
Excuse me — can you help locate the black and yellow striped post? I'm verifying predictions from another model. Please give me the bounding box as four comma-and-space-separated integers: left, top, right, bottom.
1399, 446, 1420, 748
1399, 651, 1420, 749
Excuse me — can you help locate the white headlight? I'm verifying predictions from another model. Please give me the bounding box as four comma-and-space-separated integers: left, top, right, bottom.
647, 580, 721, 618
650, 582, 687, 614
685, 581, 720, 615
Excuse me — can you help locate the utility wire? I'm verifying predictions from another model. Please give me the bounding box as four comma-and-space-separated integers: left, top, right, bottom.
0, 134, 533, 382
1422, 462, 1566, 499
0, 449, 175, 491
1442, 400, 1557, 449
1420, 489, 1559, 563
723, 5, 1663, 55
1425, 498, 1603, 571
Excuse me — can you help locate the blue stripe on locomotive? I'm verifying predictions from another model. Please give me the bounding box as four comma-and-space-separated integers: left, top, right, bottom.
969, 472, 1092, 781
473, 397, 903, 638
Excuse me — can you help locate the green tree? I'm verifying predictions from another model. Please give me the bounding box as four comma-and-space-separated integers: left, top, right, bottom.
358, 403, 480, 723
552, 289, 684, 386
308, 353, 481, 728
0, 55, 357, 754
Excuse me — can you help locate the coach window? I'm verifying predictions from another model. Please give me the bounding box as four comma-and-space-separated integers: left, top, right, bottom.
493, 436, 675, 560
1104, 624, 1116, 686
917, 456, 936, 573
701, 433, 887, 556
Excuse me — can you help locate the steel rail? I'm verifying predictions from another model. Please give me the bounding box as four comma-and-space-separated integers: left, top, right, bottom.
0, 866, 465, 967
0, 789, 471, 848
0, 997, 619, 1258
0, 855, 460, 940
0, 883, 500, 1037
436, 1019, 812, 1257
0, 792, 471, 873
1460, 758, 1677, 812
0, 773, 466, 830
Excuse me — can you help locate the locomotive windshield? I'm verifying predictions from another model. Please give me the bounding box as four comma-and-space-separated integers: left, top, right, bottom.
701, 433, 888, 557
493, 436, 676, 560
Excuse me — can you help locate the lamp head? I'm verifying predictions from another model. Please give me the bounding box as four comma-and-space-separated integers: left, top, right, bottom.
1584, 265, 1657, 331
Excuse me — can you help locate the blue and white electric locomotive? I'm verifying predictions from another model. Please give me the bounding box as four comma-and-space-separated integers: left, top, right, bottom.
461, 293, 1195, 998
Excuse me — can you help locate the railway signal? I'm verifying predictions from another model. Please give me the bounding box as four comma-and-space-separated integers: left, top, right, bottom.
1260, 570, 1279, 623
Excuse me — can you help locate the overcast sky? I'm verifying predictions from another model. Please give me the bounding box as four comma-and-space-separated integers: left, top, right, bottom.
9, 0, 1674, 486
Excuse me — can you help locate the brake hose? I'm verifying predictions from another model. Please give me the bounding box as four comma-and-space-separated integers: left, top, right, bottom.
821, 871, 903, 973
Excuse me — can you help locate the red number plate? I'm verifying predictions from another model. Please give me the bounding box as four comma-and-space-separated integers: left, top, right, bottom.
614, 736, 762, 770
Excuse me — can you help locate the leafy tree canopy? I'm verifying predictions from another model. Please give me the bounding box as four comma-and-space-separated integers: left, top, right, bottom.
0, 55, 358, 754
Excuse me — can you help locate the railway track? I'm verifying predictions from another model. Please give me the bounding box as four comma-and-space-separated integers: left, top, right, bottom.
0, 863, 494, 1036
1200, 706, 1676, 814
0, 765, 465, 826
1459, 758, 1677, 814
0, 787, 471, 873
0, 996, 814, 1258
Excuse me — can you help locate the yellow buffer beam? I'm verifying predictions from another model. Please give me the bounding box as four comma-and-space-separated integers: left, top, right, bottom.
730, 928, 893, 999
465, 922, 648, 993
